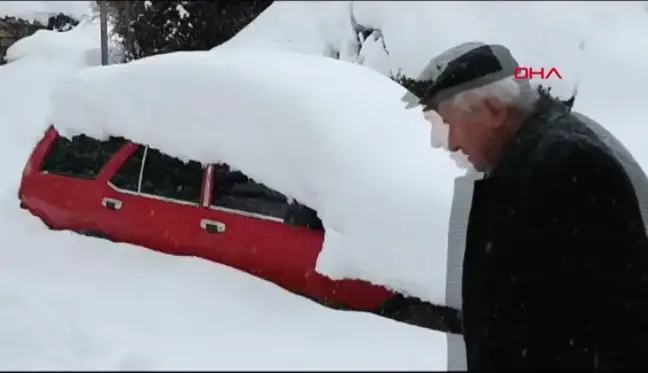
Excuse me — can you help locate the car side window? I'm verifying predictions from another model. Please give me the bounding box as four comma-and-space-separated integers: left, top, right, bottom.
41, 134, 126, 179
110, 145, 204, 204
110, 146, 145, 192
284, 202, 324, 231
140, 147, 204, 204
210, 163, 288, 219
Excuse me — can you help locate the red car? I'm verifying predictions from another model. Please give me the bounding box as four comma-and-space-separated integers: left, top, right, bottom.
19, 126, 397, 308
19, 126, 461, 332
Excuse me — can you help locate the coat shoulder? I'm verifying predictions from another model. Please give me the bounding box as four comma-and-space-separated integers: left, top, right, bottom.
531, 113, 626, 183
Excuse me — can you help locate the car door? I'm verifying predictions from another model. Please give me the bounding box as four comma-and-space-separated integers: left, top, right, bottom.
197, 163, 394, 310
194, 163, 340, 299
26, 131, 127, 233
98, 144, 213, 256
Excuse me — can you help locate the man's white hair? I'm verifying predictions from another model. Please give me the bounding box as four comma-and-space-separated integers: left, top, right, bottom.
449, 76, 539, 113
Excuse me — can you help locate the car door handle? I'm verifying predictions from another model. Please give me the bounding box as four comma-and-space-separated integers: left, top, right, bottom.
200, 219, 226, 234
102, 197, 122, 211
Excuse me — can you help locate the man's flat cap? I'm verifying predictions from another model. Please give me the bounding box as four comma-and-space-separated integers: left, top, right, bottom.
402, 43, 519, 109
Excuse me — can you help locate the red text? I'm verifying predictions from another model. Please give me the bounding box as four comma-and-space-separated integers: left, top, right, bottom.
514, 67, 563, 80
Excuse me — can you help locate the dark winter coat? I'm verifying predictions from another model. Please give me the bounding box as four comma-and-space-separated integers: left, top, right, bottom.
460, 94, 648, 370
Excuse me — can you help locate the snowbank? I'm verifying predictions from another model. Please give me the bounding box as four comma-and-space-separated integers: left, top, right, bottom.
0, 1, 92, 24
49, 48, 463, 304
0, 211, 446, 370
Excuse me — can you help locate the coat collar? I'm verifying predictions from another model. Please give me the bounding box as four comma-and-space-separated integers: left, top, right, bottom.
487, 93, 569, 180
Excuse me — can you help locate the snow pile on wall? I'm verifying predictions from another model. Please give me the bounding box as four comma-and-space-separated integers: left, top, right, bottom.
0, 1, 92, 24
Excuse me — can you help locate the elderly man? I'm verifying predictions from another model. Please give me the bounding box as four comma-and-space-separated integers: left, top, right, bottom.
401, 43, 648, 370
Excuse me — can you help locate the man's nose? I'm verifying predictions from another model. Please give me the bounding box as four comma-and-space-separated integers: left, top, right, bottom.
426, 115, 450, 150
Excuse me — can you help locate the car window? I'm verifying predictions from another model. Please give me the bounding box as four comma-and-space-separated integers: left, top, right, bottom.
284, 202, 324, 231
110, 146, 145, 191
140, 147, 204, 204
110, 145, 204, 205
210, 163, 289, 219
41, 134, 127, 179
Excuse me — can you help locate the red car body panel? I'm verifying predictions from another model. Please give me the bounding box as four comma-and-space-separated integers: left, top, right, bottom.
19, 127, 394, 311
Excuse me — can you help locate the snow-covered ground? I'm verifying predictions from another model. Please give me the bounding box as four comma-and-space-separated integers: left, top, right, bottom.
1, 215, 445, 370
0, 16, 447, 372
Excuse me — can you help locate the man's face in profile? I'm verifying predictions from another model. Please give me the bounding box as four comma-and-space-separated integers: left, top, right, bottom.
422, 108, 474, 171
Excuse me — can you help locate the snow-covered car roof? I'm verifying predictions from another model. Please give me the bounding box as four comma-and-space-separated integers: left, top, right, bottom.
49, 48, 464, 304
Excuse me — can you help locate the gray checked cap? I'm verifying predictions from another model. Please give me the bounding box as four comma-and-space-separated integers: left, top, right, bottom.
401, 42, 519, 110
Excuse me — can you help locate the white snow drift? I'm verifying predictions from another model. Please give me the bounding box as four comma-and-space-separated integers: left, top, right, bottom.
0, 14, 447, 371
0, 213, 446, 370
50, 48, 463, 304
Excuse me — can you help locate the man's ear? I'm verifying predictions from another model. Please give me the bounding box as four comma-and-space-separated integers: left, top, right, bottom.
483, 97, 508, 127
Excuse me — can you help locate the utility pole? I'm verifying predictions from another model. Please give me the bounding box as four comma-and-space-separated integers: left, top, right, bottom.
99, 1, 109, 65
124, 3, 132, 57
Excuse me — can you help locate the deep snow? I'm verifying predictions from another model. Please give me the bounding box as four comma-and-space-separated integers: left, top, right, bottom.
3, 0, 648, 369
0, 213, 446, 370
0, 14, 447, 372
